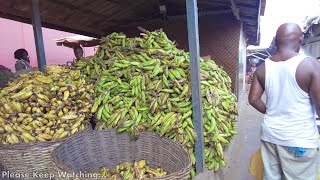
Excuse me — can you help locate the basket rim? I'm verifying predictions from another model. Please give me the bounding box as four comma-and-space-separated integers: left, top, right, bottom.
0, 124, 92, 149
51, 129, 192, 180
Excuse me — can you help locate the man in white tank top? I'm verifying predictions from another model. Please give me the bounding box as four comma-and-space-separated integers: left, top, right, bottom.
248, 23, 320, 180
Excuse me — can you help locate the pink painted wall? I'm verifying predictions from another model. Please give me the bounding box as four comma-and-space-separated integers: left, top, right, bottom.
0, 18, 96, 72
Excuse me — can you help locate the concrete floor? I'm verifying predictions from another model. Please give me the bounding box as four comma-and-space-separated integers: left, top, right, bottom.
195, 85, 265, 180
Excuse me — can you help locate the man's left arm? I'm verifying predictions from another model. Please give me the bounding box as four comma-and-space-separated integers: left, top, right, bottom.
248, 67, 266, 114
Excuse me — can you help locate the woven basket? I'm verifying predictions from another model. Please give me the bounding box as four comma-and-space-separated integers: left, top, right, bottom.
0, 124, 92, 180
52, 129, 192, 180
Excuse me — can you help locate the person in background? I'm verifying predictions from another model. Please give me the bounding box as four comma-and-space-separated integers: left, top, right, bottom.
246, 63, 257, 84
250, 63, 257, 73
73, 46, 84, 61
249, 63, 257, 81
14, 49, 31, 71
248, 23, 320, 180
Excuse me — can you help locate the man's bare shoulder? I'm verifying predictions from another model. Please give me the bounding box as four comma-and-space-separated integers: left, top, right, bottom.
296, 57, 320, 93
299, 56, 320, 71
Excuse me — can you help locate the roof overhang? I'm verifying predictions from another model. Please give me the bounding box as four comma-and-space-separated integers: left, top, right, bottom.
0, 0, 265, 45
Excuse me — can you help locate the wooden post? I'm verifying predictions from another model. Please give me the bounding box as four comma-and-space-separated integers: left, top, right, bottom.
186, 0, 204, 174
31, 0, 46, 72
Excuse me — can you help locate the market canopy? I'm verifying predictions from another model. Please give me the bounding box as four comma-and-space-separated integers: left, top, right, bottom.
0, 0, 265, 45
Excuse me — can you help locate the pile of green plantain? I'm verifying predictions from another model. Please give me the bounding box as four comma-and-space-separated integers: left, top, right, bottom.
73, 27, 238, 177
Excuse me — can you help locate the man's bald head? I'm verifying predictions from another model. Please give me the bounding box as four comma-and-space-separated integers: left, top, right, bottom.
275, 23, 303, 52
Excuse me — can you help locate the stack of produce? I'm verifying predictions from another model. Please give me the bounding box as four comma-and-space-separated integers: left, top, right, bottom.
73, 28, 238, 176
0, 65, 94, 144
97, 160, 167, 179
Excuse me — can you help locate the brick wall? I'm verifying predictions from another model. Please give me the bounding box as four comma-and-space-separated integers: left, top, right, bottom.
116, 13, 241, 95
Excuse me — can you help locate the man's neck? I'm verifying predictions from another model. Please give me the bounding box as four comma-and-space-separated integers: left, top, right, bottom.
271, 49, 299, 62
277, 47, 298, 53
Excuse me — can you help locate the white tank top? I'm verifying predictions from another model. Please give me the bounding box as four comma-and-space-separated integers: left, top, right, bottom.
262, 55, 319, 148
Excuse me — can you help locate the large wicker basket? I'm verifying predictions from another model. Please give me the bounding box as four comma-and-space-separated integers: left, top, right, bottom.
52, 129, 192, 180
0, 124, 91, 180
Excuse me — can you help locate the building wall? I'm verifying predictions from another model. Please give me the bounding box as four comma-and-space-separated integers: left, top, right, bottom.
302, 36, 320, 58
0, 18, 96, 72
117, 13, 241, 95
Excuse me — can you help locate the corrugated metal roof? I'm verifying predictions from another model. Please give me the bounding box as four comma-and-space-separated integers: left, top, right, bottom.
0, 0, 265, 45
